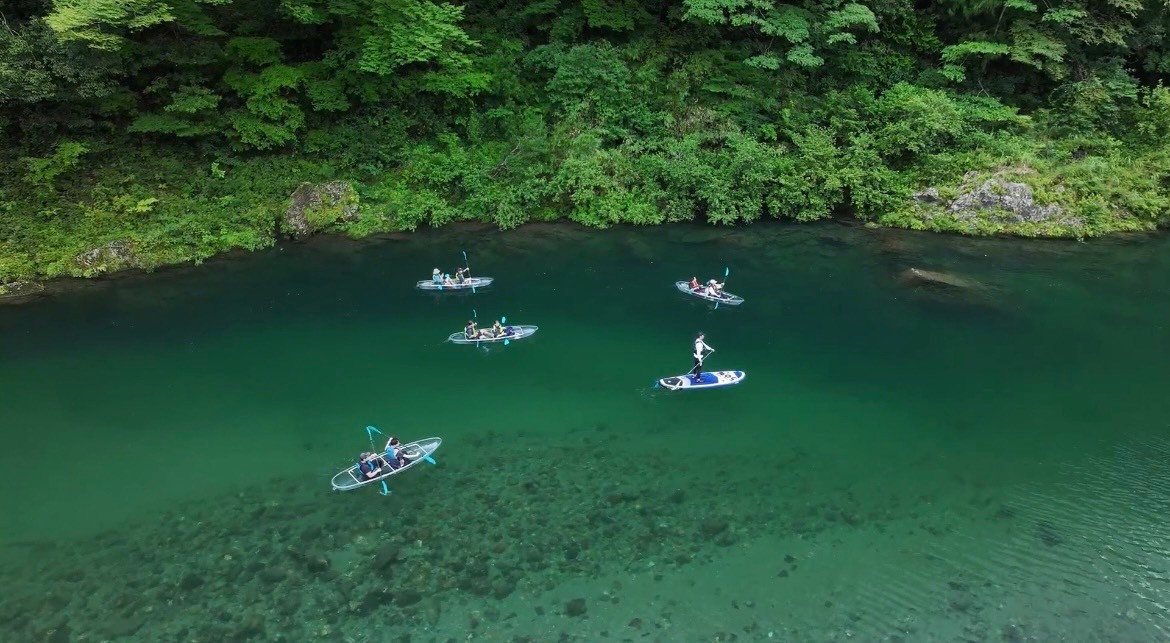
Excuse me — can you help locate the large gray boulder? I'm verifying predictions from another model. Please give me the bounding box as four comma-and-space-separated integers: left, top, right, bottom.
911, 175, 1081, 228
949, 179, 1065, 223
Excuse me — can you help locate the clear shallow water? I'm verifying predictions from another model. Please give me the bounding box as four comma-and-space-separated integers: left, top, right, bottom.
1, 223, 1168, 641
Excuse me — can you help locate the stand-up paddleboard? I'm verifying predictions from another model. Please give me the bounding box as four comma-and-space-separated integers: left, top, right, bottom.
417, 277, 493, 291
675, 281, 744, 305
658, 370, 746, 390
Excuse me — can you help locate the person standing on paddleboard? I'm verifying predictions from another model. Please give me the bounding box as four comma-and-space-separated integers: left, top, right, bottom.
689, 332, 714, 381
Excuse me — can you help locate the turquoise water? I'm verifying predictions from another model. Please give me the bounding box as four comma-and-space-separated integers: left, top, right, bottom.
2, 223, 1169, 641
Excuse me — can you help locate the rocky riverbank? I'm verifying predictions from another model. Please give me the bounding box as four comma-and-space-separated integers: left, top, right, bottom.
3, 157, 1165, 304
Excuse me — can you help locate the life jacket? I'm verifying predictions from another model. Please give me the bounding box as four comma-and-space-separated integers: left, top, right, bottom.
358, 457, 376, 475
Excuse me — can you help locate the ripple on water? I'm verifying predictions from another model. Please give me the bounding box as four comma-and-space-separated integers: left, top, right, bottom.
898, 436, 1170, 640
779, 436, 1170, 641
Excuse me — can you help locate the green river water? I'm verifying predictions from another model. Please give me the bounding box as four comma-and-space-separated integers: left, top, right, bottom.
1, 222, 1168, 642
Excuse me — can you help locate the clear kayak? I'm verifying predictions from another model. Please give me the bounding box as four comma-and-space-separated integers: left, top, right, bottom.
675, 281, 743, 305
658, 370, 746, 390
331, 437, 442, 491
417, 277, 493, 291
448, 325, 538, 344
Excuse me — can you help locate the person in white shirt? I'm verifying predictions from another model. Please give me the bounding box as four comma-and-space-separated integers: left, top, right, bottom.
689, 332, 714, 381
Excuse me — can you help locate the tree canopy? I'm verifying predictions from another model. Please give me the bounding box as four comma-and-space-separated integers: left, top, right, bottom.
1, 0, 1168, 283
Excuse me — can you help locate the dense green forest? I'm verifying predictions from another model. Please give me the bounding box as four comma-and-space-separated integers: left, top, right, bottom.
2, 0, 1169, 286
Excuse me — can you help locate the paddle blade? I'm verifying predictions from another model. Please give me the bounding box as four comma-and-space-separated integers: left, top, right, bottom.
424, 456, 437, 465
365, 425, 382, 437
504, 339, 510, 346
724, 266, 730, 278
380, 481, 391, 496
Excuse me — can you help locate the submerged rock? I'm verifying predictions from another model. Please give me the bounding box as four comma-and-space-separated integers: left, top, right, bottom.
258, 566, 288, 584
491, 578, 517, 600
178, 573, 204, 591
374, 543, 401, 570
564, 598, 587, 617
282, 181, 360, 239
699, 518, 728, 538
395, 589, 422, 607
898, 267, 985, 291
104, 613, 145, 639
1035, 521, 1065, 547
353, 589, 391, 616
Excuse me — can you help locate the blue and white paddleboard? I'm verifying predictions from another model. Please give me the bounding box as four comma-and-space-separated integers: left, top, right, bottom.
658, 370, 746, 391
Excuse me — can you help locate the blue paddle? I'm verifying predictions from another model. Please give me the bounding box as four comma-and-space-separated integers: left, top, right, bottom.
463, 250, 475, 294
366, 425, 382, 445
501, 316, 509, 345
714, 266, 730, 309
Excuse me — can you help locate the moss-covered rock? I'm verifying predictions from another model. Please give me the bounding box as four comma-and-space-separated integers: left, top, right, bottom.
281, 181, 360, 239
73, 240, 140, 277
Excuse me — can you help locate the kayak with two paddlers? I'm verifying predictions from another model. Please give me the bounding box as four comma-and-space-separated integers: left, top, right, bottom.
332, 429, 441, 495
418, 277, 493, 291
418, 267, 493, 291
677, 277, 743, 305
450, 316, 537, 344
419, 253, 492, 291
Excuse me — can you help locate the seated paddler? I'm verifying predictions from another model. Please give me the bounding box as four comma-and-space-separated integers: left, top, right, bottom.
357, 452, 383, 479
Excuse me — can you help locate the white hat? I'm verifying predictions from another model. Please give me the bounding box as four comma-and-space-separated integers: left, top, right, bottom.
433, 268, 440, 275
708, 279, 717, 284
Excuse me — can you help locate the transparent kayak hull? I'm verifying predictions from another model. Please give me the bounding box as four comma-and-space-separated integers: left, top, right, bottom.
417, 278, 493, 291
675, 281, 743, 305
331, 437, 442, 491
448, 325, 538, 344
